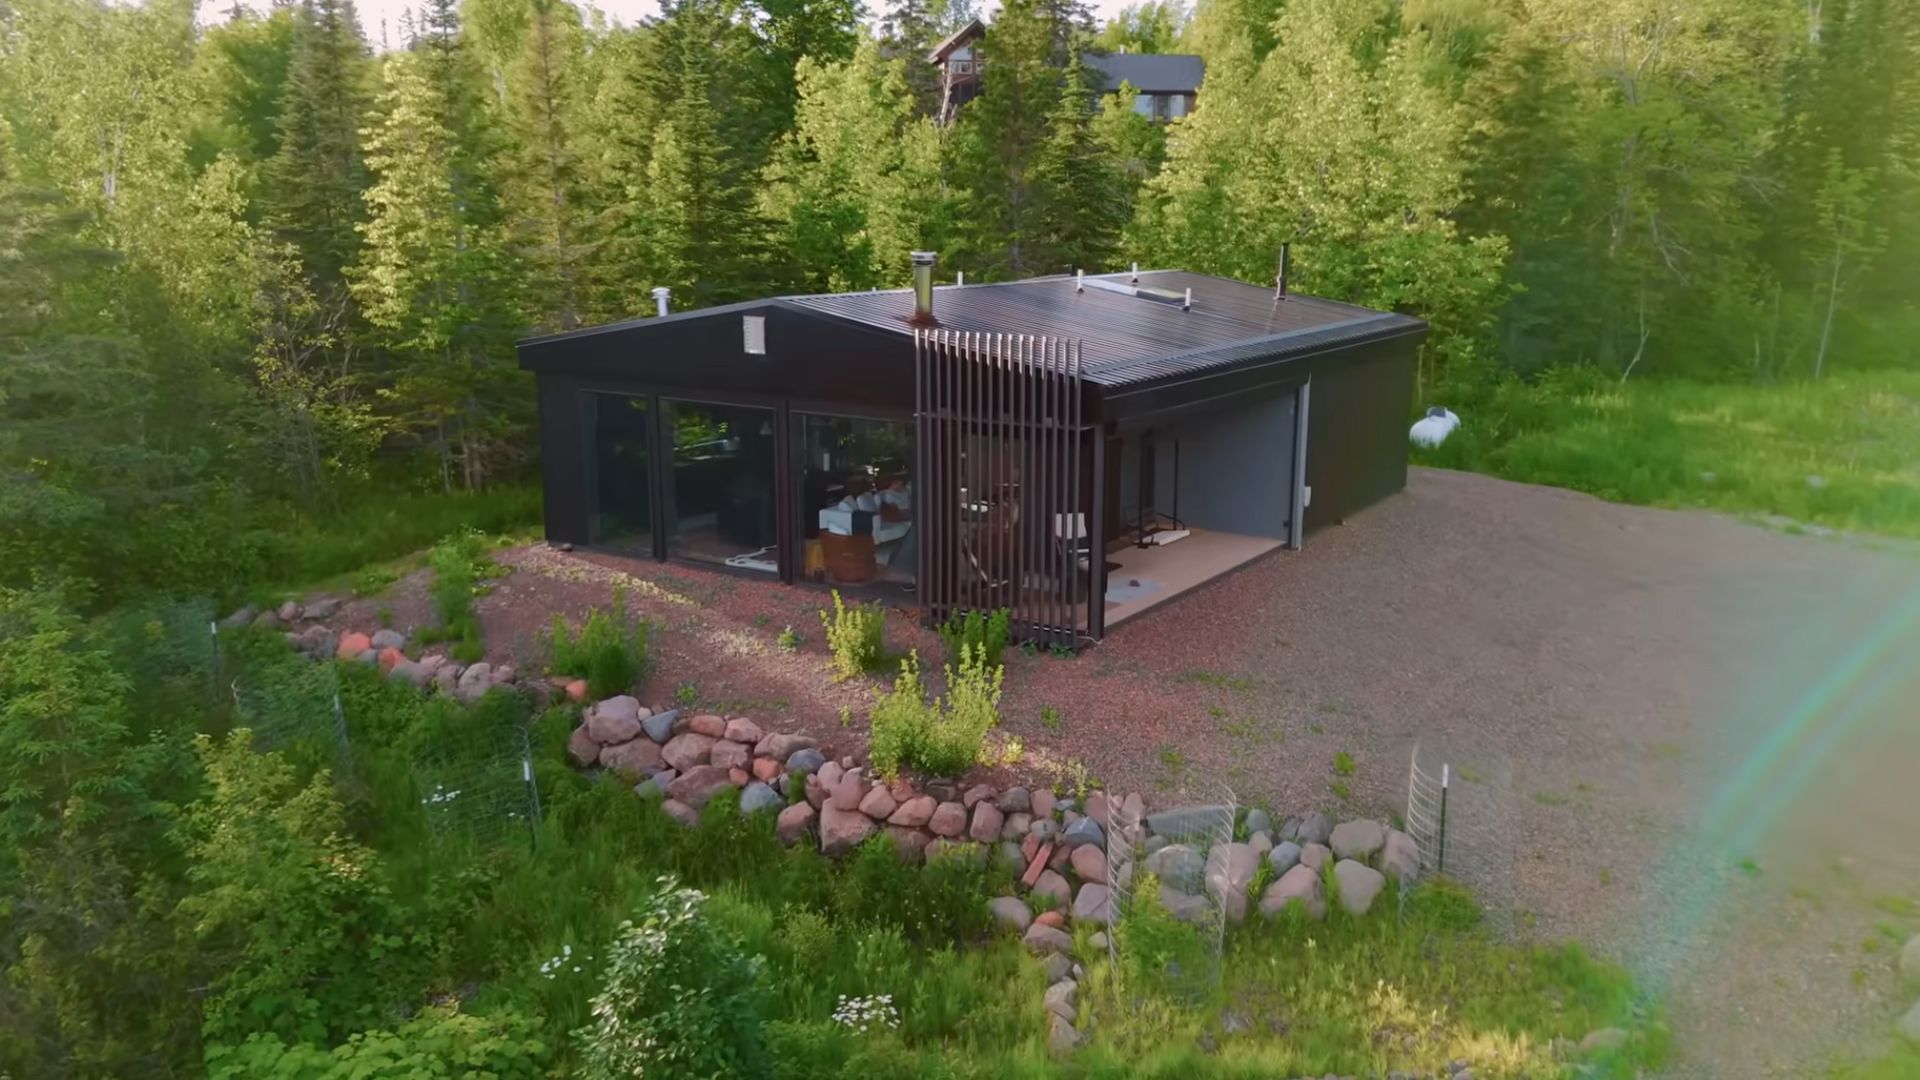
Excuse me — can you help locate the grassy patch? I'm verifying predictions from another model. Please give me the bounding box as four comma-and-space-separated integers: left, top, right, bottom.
257, 485, 541, 598
1179, 669, 1255, 693
1422, 368, 1920, 540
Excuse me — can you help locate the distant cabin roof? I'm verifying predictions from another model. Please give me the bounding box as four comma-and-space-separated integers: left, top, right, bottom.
519, 270, 1426, 390
1086, 52, 1205, 94
927, 19, 985, 62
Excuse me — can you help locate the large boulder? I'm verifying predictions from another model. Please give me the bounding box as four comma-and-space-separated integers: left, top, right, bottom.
1032, 788, 1057, 820
688, 713, 727, 738
641, 708, 678, 743
739, 781, 783, 816
754, 731, 818, 762
665, 764, 735, 809
970, 802, 1005, 843
1001, 812, 1032, 841
723, 716, 764, 744
886, 826, 934, 864
1899, 934, 1920, 989
1899, 999, 1920, 1046
1070, 844, 1108, 885
1157, 882, 1211, 925
335, 631, 373, 660
1144, 804, 1231, 837
1072, 882, 1113, 925
997, 786, 1032, 813
928, 801, 968, 838
1205, 842, 1263, 923
1032, 869, 1072, 909
1259, 864, 1326, 921
1300, 842, 1333, 872
588, 696, 646, 744
829, 771, 870, 812
859, 785, 898, 821
1022, 922, 1074, 957
455, 662, 493, 703
775, 802, 816, 846
709, 738, 750, 773
660, 799, 699, 828
962, 783, 995, 808
1061, 816, 1105, 850
1296, 811, 1334, 847
661, 732, 716, 771
989, 896, 1033, 933
303, 597, 341, 620
566, 725, 602, 767
1381, 828, 1421, 883
1144, 844, 1205, 891
1333, 859, 1386, 916
600, 738, 665, 780
1243, 808, 1273, 837
785, 747, 826, 775
888, 795, 937, 829
370, 628, 406, 652
1267, 840, 1303, 876
1329, 819, 1386, 862
819, 804, 878, 856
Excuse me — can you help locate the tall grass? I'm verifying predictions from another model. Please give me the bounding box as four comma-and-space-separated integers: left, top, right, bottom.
256, 485, 541, 597
543, 588, 652, 699
1425, 368, 1920, 539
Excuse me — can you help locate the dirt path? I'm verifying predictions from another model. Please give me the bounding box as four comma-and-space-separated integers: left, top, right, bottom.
357, 468, 1919, 1077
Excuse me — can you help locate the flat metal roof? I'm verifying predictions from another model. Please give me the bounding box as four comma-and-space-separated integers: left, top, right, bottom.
516, 270, 1427, 390
784, 271, 1426, 387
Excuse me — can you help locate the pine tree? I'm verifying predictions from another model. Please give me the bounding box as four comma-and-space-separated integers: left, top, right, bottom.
645, 59, 766, 305
499, 0, 591, 331
265, 0, 373, 288
880, 0, 944, 115
353, 47, 519, 491
947, 0, 1061, 277
1029, 51, 1127, 273
762, 36, 950, 291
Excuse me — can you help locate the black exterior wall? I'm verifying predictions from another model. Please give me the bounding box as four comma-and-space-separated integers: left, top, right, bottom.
519, 288, 1425, 608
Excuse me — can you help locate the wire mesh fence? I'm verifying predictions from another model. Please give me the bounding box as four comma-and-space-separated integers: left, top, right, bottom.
1105, 781, 1237, 1004
101, 596, 228, 724
1406, 740, 1518, 931
232, 649, 351, 766
412, 722, 543, 849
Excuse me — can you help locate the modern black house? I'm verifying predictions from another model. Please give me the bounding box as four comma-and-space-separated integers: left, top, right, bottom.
516, 259, 1426, 645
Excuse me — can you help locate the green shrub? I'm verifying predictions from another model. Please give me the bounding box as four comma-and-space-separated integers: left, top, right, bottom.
937, 607, 1010, 668
544, 587, 651, 698
1113, 871, 1217, 1005
832, 837, 994, 944
776, 625, 800, 652
576, 877, 767, 1079
867, 647, 1004, 779
427, 529, 489, 630
204, 1007, 551, 1079
819, 591, 886, 681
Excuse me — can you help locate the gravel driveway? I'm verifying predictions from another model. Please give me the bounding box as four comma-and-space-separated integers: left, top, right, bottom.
1010, 466, 1920, 1078
401, 466, 1918, 1078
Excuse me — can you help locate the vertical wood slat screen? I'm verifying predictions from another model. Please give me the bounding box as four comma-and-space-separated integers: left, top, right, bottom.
915, 330, 1088, 649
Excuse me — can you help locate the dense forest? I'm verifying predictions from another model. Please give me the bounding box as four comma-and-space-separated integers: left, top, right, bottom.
2, 0, 1918, 609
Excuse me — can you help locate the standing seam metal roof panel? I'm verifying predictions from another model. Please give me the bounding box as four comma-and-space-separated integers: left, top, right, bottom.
783, 271, 1425, 385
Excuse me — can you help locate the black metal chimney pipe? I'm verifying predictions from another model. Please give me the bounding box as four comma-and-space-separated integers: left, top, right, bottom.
1277, 243, 1291, 300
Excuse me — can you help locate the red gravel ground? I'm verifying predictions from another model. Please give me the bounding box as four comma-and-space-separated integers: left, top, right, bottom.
326, 467, 1920, 1078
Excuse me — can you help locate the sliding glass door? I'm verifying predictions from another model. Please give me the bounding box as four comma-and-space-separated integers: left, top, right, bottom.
663, 400, 779, 574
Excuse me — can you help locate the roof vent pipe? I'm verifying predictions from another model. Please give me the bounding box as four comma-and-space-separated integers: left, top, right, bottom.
1183, 287, 1193, 311
1276, 242, 1291, 300
1130, 261, 1140, 284
652, 286, 671, 317
957, 271, 965, 286
909, 251, 938, 325
1076, 269, 1085, 291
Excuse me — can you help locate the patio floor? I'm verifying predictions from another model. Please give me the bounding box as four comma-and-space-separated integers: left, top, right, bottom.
1102, 527, 1285, 628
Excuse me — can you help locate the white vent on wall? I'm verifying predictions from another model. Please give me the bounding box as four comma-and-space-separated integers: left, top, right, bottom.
743, 315, 767, 354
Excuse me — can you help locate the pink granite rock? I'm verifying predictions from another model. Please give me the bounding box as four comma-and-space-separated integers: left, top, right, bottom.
776, 802, 816, 846
888, 794, 937, 828
688, 713, 727, 738
970, 802, 1005, 843
710, 738, 750, 772
599, 738, 664, 780
928, 800, 968, 837
858, 784, 898, 821
819, 804, 878, 856
567, 725, 601, 767
661, 732, 715, 771
723, 716, 764, 744
665, 764, 734, 809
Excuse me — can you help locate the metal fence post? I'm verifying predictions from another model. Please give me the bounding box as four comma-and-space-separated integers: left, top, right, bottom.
1438, 763, 1450, 875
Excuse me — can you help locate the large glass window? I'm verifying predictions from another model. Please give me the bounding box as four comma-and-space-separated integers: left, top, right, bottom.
796, 414, 915, 589
664, 400, 778, 573
586, 393, 652, 555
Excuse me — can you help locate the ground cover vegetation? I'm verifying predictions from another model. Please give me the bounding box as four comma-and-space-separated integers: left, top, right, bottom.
0, 574, 1671, 1076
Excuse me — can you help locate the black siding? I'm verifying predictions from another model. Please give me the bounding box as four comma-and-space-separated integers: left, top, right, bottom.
1302, 338, 1417, 534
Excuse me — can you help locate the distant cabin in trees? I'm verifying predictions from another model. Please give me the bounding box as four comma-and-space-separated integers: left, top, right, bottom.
928, 19, 1203, 126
